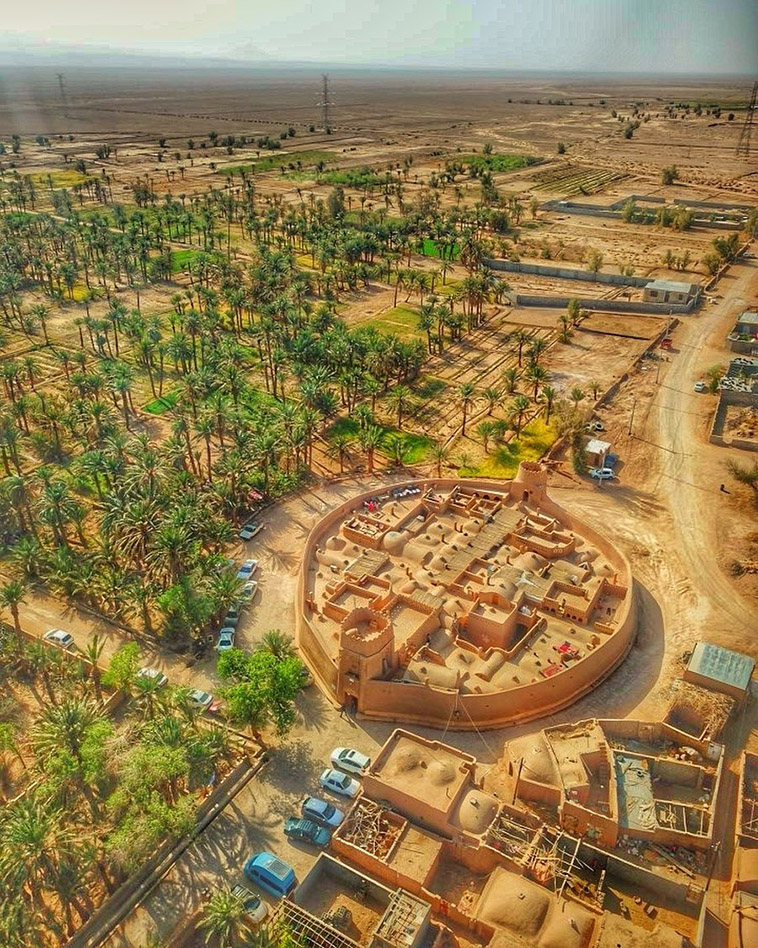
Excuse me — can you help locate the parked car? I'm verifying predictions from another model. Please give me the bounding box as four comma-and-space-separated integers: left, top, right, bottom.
236, 559, 259, 580
186, 689, 219, 712
301, 796, 345, 828
283, 817, 331, 847
43, 628, 76, 651
224, 604, 242, 628
319, 768, 361, 798
585, 420, 605, 432
330, 747, 371, 776
590, 468, 616, 481
239, 521, 264, 541
136, 667, 168, 688
240, 580, 259, 602
243, 852, 296, 898
216, 627, 236, 652
230, 884, 268, 925
694, 381, 707, 392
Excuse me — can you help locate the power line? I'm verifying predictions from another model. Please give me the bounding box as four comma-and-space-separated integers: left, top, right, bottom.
736, 80, 757, 158
56, 73, 70, 119
316, 73, 334, 132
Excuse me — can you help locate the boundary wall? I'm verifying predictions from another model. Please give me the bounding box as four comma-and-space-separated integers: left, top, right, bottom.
297, 476, 638, 731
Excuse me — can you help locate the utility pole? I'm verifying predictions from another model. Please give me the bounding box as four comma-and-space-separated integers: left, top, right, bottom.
736, 81, 757, 158
56, 73, 69, 118
317, 74, 333, 133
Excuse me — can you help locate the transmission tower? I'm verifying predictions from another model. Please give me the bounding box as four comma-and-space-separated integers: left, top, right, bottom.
56, 73, 70, 118
317, 74, 334, 132
736, 81, 757, 158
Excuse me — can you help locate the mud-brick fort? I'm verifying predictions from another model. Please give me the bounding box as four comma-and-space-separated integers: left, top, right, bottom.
297, 463, 637, 730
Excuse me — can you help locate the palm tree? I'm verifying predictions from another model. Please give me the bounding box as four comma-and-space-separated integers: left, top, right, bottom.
512, 395, 531, 437
428, 441, 450, 477
81, 634, 106, 704
199, 886, 248, 946
257, 629, 295, 660
502, 366, 520, 394
459, 382, 476, 437
358, 425, 384, 473
388, 384, 412, 430
570, 387, 586, 408
524, 363, 549, 401
326, 432, 353, 474
511, 329, 530, 366
476, 420, 497, 453
481, 386, 500, 416
541, 385, 557, 424
0, 579, 26, 650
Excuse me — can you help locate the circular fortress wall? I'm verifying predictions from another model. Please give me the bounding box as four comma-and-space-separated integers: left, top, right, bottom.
297, 465, 637, 730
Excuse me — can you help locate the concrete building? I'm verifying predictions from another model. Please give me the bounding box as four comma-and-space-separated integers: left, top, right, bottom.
642, 279, 700, 305
683, 641, 755, 703
584, 438, 611, 469
727, 312, 758, 354
298, 464, 637, 731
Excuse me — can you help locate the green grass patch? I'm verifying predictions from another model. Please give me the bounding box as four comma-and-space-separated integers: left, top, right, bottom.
413, 377, 447, 401
326, 418, 433, 465
318, 167, 393, 190
170, 248, 203, 273
459, 418, 557, 479
144, 391, 179, 415
420, 238, 460, 260
28, 169, 91, 189
218, 150, 335, 176
460, 153, 538, 174
360, 304, 422, 339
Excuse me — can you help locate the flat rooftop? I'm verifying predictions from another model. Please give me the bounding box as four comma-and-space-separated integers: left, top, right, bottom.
686, 641, 755, 694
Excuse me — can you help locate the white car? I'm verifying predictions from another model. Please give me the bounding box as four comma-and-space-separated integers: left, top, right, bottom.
330, 747, 371, 776
43, 628, 76, 651
693, 381, 707, 393
240, 580, 259, 602
590, 468, 615, 481
136, 667, 168, 688
216, 628, 236, 652
186, 689, 219, 712
319, 768, 361, 798
236, 559, 259, 581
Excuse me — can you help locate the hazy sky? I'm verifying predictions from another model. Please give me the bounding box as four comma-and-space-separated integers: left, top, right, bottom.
5, 0, 758, 74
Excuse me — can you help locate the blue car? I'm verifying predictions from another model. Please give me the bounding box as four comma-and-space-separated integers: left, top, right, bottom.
283, 817, 331, 847
243, 852, 296, 898
301, 795, 345, 829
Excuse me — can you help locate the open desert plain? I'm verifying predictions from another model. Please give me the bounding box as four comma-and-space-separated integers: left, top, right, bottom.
1, 14, 758, 948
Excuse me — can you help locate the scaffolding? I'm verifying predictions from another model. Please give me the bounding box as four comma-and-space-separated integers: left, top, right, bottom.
373, 890, 429, 948
273, 900, 360, 948
340, 799, 401, 859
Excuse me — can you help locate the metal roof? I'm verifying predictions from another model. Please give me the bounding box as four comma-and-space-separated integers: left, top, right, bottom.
736, 312, 758, 325
586, 438, 611, 455
687, 642, 755, 693
645, 279, 696, 294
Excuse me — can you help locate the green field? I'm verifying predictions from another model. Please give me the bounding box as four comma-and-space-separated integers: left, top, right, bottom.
170, 248, 203, 272
420, 238, 460, 260
360, 305, 422, 339
318, 167, 393, 190
460, 153, 538, 174
219, 150, 335, 176
28, 169, 91, 189
143, 391, 179, 415
459, 418, 557, 479
328, 418, 433, 465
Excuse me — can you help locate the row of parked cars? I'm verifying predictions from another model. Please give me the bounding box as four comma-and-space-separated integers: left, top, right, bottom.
238, 747, 371, 909
216, 558, 261, 653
